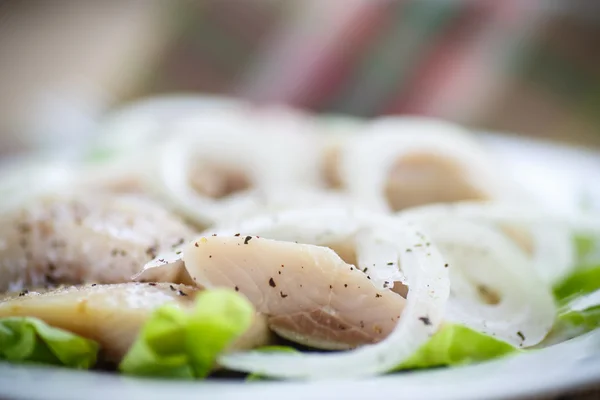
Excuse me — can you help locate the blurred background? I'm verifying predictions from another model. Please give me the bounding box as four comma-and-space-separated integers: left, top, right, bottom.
0, 0, 599, 155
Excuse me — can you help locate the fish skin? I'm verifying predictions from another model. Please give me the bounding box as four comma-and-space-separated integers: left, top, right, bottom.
0, 283, 271, 363
0, 194, 196, 292
183, 235, 406, 350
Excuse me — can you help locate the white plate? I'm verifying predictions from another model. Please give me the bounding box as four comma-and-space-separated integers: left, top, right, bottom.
1, 133, 599, 400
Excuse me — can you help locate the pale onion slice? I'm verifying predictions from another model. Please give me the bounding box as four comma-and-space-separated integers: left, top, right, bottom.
213, 189, 358, 227
214, 219, 449, 379
314, 114, 365, 189
146, 111, 325, 228
337, 117, 518, 212
95, 94, 245, 151
208, 207, 412, 290
79, 95, 247, 191
397, 202, 577, 284
239, 105, 324, 188
411, 218, 556, 347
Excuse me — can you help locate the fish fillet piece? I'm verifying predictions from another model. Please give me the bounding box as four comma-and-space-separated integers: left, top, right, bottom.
183, 235, 406, 350
0, 283, 271, 362
0, 193, 196, 292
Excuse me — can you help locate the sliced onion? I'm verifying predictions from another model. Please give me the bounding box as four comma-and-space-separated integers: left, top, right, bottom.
95, 94, 245, 150
337, 117, 518, 212
411, 218, 555, 347
397, 202, 579, 284
146, 110, 327, 228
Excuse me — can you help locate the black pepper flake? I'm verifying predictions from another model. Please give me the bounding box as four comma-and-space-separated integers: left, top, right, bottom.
268, 278, 276, 287
244, 236, 252, 244
178, 290, 188, 296
278, 271, 281, 275
363, 267, 369, 273
279, 291, 288, 298
517, 331, 525, 341
444, 263, 449, 268
148, 283, 156, 286
194, 242, 199, 247
211, 234, 217, 237
235, 286, 239, 292
367, 276, 371, 280
169, 285, 176, 291
18, 290, 28, 297
329, 285, 333, 289
281, 264, 284, 268
234, 233, 241, 237
344, 284, 348, 288
91, 284, 97, 287
209, 255, 212, 258
418, 316, 431, 326
350, 267, 354, 271
387, 262, 394, 266
44, 273, 57, 285
375, 294, 382, 298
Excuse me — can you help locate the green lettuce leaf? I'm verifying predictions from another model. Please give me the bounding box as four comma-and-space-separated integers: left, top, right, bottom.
119, 288, 254, 379
558, 305, 600, 334
574, 234, 595, 261
0, 317, 98, 369
553, 265, 600, 304
396, 324, 518, 370
540, 304, 600, 346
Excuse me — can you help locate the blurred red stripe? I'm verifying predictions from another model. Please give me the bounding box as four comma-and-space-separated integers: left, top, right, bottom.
235, 0, 386, 107
383, 1, 498, 116
292, 2, 390, 110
